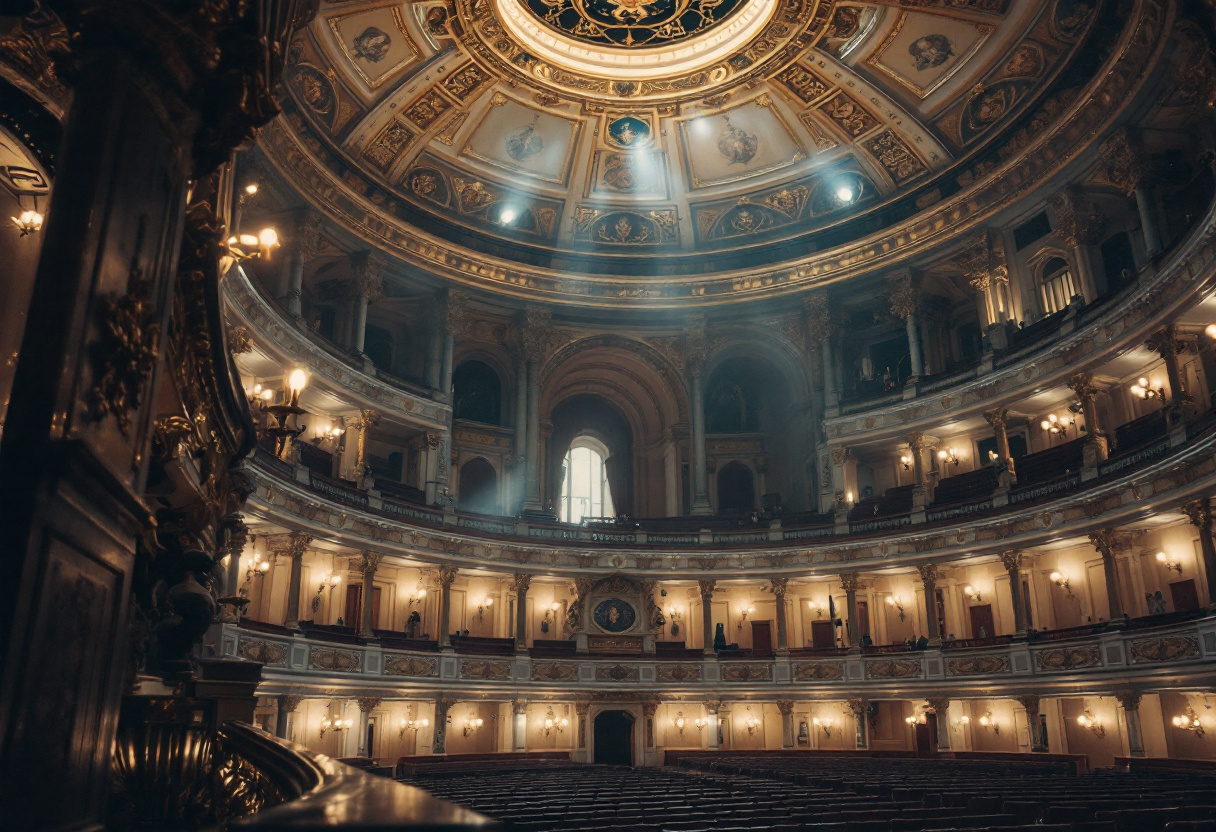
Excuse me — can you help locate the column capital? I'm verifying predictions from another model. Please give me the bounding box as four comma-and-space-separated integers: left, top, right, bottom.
683, 313, 710, 374
697, 579, 717, 598
999, 550, 1024, 571
1114, 689, 1143, 711
846, 698, 866, 716
512, 699, 528, 715
1050, 187, 1105, 248
829, 446, 853, 466
356, 697, 382, 714
574, 701, 591, 716
1145, 325, 1188, 360
983, 407, 1008, 430
776, 700, 795, 716
353, 409, 380, 431
445, 289, 471, 338
1015, 693, 1040, 712
354, 550, 380, 575
961, 229, 1008, 289
703, 699, 721, 714
887, 269, 920, 320
917, 563, 940, 586
803, 293, 833, 346
839, 571, 860, 593
350, 251, 388, 302
289, 209, 325, 263
768, 577, 789, 596
279, 694, 304, 713
926, 697, 950, 714
1088, 528, 1122, 558
1067, 372, 1099, 401
438, 565, 459, 587
1099, 126, 1150, 195
641, 701, 659, 719
906, 432, 927, 452
510, 573, 532, 593
520, 306, 557, 364
1182, 498, 1213, 529
270, 531, 312, 560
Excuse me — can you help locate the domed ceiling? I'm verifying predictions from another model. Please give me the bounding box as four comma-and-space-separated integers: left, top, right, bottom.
260, 0, 1124, 305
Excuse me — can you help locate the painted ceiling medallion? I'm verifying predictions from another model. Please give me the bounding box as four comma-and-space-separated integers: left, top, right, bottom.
520, 0, 750, 49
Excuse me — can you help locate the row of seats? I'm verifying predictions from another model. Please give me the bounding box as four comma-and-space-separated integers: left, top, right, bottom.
398, 755, 1216, 832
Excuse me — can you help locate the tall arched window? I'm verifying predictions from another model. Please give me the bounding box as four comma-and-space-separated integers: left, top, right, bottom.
559, 437, 614, 523
1039, 256, 1078, 315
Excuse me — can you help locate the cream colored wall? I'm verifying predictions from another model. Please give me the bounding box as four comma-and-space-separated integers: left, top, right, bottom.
445, 701, 499, 754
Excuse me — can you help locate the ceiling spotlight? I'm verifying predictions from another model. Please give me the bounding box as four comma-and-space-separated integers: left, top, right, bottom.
835, 183, 857, 203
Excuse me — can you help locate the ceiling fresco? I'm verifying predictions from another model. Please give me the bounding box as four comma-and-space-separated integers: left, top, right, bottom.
260, 0, 1129, 305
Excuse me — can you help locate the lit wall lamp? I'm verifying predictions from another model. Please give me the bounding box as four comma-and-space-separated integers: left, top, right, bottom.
398, 711, 429, 740
476, 595, 493, 622
953, 715, 971, 733
1172, 706, 1205, 738
319, 715, 352, 739
542, 706, 568, 736
1040, 413, 1075, 437
808, 600, 825, 619
1076, 708, 1105, 738
312, 572, 341, 612
905, 715, 919, 726
937, 448, 960, 467
313, 422, 345, 446
1130, 377, 1166, 401
1050, 571, 1076, 599
693, 715, 708, 732
226, 225, 280, 262
1155, 551, 1183, 575
886, 595, 907, 622
667, 604, 684, 637
11, 206, 43, 236
978, 711, 1000, 735
245, 549, 271, 583
264, 370, 309, 458
737, 605, 756, 630
247, 383, 277, 412
462, 716, 485, 737
812, 716, 836, 738
1206, 324, 1216, 341
408, 586, 427, 607
543, 601, 562, 622
900, 453, 912, 471
964, 585, 983, 603
674, 711, 687, 735
987, 450, 1000, 464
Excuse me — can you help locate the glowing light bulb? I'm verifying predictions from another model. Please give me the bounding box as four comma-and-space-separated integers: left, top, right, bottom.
1050, 571, 1063, 582
245, 183, 259, 195
1206, 324, 1216, 340
1156, 551, 1167, 562
499, 208, 517, 225
258, 227, 279, 248
836, 184, 855, 202
288, 369, 308, 392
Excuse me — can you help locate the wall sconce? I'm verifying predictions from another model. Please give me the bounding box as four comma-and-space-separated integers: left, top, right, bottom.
744, 714, 762, 736
1040, 413, 1075, 436
737, 605, 756, 630
667, 604, 684, 637
543, 706, 568, 737
312, 572, 341, 612
905, 715, 918, 726
226, 226, 280, 262
1172, 707, 1205, 738
245, 550, 271, 582
978, 711, 999, 735
846, 491, 854, 506
987, 450, 999, 464
1076, 708, 1105, 738
263, 370, 309, 458
953, 715, 970, 733
694, 715, 708, 732
1155, 551, 1183, 575
313, 422, 345, 446
1049, 571, 1076, 599
476, 596, 493, 622
462, 716, 485, 737
937, 448, 960, 467
408, 586, 427, 607
964, 585, 983, 603
11, 207, 43, 236
319, 715, 352, 739
886, 595, 906, 622
808, 600, 825, 619
1130, 377, 1166, 401
900, 454, 912, 470
398, 713, 429, 739
543, 601, 562, 622
812, 717, 835, 738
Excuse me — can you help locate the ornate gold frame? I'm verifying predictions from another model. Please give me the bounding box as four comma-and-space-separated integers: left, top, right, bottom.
864, 12, 994, 100
326, 6, 421, 90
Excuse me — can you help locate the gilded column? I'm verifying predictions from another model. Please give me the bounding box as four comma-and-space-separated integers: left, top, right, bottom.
1089, 529, 1126, 620
438, 565, 459, 648
1100, 127, 1161, 256
1068, 372, 1109, 465
356, 551, 381, 638
283, 532, 312, 630
355, 697, 382, 757
440, 289, 469, 402
907, 432, 929, 507
770, 577, 789, 655
642, 701, 658, 750
983, 407, 1017, 484
575, 701, 590, 750
686, 315, 713, 515
350, 409, 379, 483
888, 270, 923, 380
221, 514, 249, 615
1146, 326, 1193, 423
1116, 690, 1145, 758
918, 563, 941, 642
1050, 187, 1105, 303
512, 572, 532, 652
433, 696, 456, 754
349, 251, 386, 356
1182, 499, 1216, 603
699, 579, 717, 655
848, 699, 869, 749
282, 210, 323, 319
1017, 694, 1047, 753
840, 572, 860, 647
804, 293, 836, 405
928, 697, 951, 750
1000, 550, 1027, 636
777, 700, 795, 749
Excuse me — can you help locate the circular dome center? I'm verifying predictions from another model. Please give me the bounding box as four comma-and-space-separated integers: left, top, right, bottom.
497, 0, 777, 79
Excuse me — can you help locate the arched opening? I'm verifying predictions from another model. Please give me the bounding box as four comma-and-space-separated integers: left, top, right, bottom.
364, 324, 393, 370
452, 360, 502, 424
458, 457, 498, 515
546, 395, 633, 516
559, 437, 615, 523
1039, 256, 1078, 315
716, 461, 755, 514
593, 710, 635, 766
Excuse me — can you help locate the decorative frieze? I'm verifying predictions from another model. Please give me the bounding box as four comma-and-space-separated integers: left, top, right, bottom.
238, 639, 288, 667
946, 655, 1010, 676
384, 655, 438, 677
309, 648, 360, 673
793, 662, 844, 681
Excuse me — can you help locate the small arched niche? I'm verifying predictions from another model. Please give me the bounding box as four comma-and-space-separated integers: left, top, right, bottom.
457, 456, 498, 514
452, 360, 502, 425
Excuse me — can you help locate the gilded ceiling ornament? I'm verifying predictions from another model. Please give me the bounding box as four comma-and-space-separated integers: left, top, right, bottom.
605, 115, 652, 148
521, 0, 749, 49
716, 117, 758, 164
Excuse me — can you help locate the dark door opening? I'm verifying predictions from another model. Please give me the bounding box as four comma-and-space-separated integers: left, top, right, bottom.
366, 720, 376, 761
1169, 579, 1200, 611
593, 710, 635, 765
968, 604, 996, 639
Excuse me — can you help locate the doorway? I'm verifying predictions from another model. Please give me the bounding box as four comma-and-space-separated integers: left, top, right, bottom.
968, 604, 996, 639
593, 710, 635, 765
345, 584, 382, 629
856, 601, 870, 640
366, 718, 376, 761
1169, 579, 1200, 611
